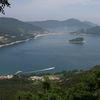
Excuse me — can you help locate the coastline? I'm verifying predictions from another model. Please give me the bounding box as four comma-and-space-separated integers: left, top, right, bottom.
0, 38, 33, 48
34, 33, 48, 39
0, 34, 48, 48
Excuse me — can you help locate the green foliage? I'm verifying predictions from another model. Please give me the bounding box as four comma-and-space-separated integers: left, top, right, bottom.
16, 91, 33, 100
0, 66, 100, 100
42, 77, 51, 91
0, 0, 10, 14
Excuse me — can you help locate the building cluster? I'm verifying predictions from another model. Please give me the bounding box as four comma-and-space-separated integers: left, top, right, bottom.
30, 75, 60, 81
0, 75, 13, 80
0, 36, 9, 44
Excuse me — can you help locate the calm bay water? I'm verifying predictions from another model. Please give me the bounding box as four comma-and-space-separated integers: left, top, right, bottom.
0, 33, 100, 74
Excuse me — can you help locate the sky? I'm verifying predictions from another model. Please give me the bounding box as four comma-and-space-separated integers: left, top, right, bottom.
1, 0, 100, 24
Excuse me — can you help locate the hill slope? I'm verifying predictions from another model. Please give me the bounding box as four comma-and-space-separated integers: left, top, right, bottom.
0, 66, 100, 100
0, 17, 45, 45
74, 26, 100, 35
86, 26, 100, 35
0, 17, 44, 36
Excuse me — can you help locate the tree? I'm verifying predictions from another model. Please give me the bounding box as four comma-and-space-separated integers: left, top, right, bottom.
0, 0, 10, 14
42, 77, 51, 92
16, 91, 33, 100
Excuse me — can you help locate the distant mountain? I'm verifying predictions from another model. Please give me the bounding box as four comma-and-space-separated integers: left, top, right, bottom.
86, 26, 100, 35
83, 21, 97, 27
0, 17, 44, 36
28, 18, 96, 32
71, 26, 100, 36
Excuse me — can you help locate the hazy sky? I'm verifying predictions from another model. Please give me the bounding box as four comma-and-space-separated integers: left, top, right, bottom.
1, 0, 100, 24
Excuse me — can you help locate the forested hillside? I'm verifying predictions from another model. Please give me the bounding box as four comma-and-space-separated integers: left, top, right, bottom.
0, 66, 99, 100
0, 17, 45, 45
0, 17, 44, 36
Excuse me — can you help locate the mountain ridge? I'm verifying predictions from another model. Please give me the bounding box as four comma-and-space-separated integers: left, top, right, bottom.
28, 18, 97, 32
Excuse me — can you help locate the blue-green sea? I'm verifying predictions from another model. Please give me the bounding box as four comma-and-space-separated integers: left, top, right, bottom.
0, 33, 100, 74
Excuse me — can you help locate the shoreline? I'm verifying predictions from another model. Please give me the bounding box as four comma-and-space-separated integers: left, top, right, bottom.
0, 38, 33, 48
0, 34, 48, 48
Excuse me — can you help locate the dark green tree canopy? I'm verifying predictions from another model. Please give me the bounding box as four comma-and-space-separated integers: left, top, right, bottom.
0, 0, 10, 14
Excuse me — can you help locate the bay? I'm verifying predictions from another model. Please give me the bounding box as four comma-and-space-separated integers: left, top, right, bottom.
0, 33, 100, 74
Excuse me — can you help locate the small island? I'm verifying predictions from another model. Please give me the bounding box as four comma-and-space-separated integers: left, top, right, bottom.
69, 37, 85, 44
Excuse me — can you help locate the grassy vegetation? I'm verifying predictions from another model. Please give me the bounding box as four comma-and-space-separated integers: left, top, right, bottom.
0, 65, 100, 100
